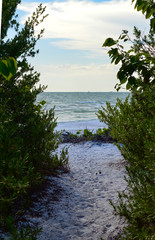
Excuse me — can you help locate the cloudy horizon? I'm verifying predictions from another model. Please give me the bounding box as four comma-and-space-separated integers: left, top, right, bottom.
15, 0, 149, 91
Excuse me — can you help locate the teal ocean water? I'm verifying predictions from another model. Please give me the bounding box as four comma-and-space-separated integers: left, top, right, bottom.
37, 92, 129, 123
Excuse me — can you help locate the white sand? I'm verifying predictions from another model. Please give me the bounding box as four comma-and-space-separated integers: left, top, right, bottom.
22, 142, 127, 240
0, 120, 127, 239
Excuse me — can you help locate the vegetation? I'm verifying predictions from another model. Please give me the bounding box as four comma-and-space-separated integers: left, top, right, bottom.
63, 127, 111, 143
96, 127, 109, 136
0, 57, 17, 80
98, 0, 155, 239
0, 0, 68, 238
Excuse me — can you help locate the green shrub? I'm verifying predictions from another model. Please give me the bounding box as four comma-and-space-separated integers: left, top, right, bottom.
96, 128, 109, 136
0, 0, 68, 238
82, 129, 93, 138
76, 130, 82, 135
98, 90, 155, 240
1, 217, 42, 240
98, 0, 155, 238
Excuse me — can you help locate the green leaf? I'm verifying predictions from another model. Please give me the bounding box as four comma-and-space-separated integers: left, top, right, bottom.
0, 58, 17, 80
122, 30, 128, 34
125, 64, 136, 75
126, 82, 131, 90
114, 83, 121, 91
117, 69, 127, 84
128, 76, 136, 86
40, 100, 46, 105
114, 56, 122, 65
137, 3, 144, 11
111, 57, 116, 64
146, 7, 153, 19
108, 48, 119, 58
119, 34, 127, 40
142, 4, 148, 14
0, 61, 10, 78
102, 38, 116, 47
117, 70, 125, 81
150, 18, 155, 33
130, 56, 137, 63
7, 57, 18, 75
120, 78, 127, 84
10, 57, 18, 73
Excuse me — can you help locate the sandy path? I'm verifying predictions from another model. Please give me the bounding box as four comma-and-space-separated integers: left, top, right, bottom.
21, 142, 127, 240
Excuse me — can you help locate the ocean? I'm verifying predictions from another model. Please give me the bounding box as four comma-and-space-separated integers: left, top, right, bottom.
37, 92, 129, 132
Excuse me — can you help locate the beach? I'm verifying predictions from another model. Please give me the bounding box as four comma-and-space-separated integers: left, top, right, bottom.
19, 120, 127, 240
0, 93, 128, 239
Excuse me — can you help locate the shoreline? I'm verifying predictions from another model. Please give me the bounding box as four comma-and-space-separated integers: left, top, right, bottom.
56, 119, 107, 134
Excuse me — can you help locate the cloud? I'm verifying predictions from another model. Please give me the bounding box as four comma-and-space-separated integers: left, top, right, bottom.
35, 63, 122, 92
17, 0, 149, 92
18, 0, 149, 54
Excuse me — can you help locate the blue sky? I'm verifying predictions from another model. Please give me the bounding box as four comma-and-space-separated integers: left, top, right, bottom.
10, 1, 150, 91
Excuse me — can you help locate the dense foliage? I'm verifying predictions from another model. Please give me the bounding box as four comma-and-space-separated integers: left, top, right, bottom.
98, 0, 155, 239
102, 0, 155, 92
0, 0, 68, 238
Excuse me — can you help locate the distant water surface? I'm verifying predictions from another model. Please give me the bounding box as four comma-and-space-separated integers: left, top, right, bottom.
37, 92, 129, 123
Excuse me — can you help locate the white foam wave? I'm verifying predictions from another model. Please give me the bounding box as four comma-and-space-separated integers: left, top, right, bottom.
56, 119, 107, 133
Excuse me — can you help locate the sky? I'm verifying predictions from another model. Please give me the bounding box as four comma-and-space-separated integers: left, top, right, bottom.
9, 0, 150, 91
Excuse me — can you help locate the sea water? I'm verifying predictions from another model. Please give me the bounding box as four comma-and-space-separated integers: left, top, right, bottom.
37, 92, 129, 122
37, 92, 129, 132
